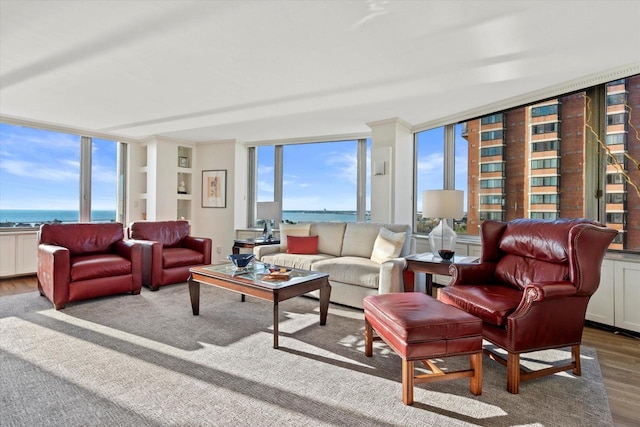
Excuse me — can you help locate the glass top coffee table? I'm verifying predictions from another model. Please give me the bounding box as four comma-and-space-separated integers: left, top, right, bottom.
188, 262, 331, 348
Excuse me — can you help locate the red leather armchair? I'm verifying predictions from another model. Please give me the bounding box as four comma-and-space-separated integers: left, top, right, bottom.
128, 220, 212, 290
37, 222, 142, 310
439, 218, 617, 393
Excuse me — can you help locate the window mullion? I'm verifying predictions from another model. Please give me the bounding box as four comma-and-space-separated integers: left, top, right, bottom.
80, 136, 92, 222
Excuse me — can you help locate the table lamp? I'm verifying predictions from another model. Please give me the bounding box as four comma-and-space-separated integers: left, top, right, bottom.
422, 190, 464, 259
256, 201, 281, 241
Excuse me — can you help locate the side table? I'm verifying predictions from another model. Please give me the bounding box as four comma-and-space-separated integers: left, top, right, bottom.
232, 238, 280, 254
404, 253, 479, 296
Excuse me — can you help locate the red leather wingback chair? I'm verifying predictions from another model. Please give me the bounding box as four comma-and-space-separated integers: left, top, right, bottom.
37, 222, 142, 310
439, 218, 616, 393
128, 220, 212, 291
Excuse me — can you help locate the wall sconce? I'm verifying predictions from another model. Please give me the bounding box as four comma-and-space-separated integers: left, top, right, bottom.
374, 161, 386, 176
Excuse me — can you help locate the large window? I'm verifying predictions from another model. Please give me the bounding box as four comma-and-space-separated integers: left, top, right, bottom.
415, 127, 444, 234
251, 139, 369, 225
414, 74, 640, 253
0, 123, 121, 227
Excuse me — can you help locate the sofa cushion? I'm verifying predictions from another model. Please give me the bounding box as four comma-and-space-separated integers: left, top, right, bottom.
341, 223, 384, 258
312, 256, 380, 289
438, 284, 523, 327
261, 253, 334, 271
71, 254, 132, 281
129, 220, 189, 248
309, 222, 346, 256
163, 247, 204, 268
279, 223, 311, 252
370, 227, 407, 263
287, 235, 318, 254
495, 254, 569, 290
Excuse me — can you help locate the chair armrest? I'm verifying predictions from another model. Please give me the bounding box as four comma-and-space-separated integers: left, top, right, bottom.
183, 236, 212, 264
126, 239, 159, 287
449, 262, 496, 286
378, 257, 407, 293
512, 281, 578, 318
114, 240, 143, 291
253, 244, 281, 260
520, 281, 577, 303
37, 243, 70, 307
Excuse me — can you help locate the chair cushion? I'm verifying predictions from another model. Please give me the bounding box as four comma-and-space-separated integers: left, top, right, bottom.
438, 284, 523, 327
40, 223, 124, 256
499, 218, 597, 263
129, 220, 190, 248
163, 248, 204, 268
71, 254, 132, 281
370, 227, 406, 263
312, 256, 380, 289
287, 235, 318, 254
495, 254, 569, 290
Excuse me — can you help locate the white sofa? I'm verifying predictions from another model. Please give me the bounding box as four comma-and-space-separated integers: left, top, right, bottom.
253, 222, 415, 309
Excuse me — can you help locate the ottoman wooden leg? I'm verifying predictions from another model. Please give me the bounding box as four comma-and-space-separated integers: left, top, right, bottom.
364, 319, 373, 357
470, 352, 483, 395
402, 359, 414, 405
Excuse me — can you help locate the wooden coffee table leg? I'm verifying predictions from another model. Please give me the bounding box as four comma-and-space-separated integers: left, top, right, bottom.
319, 282, 331, 325
273, 300, 279, 349
188, 279, 200, 315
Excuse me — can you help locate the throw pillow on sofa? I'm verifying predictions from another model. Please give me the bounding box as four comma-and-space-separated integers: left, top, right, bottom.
370, 228, 407, 263
287, 235, 319, 254
279, 222, 311, 252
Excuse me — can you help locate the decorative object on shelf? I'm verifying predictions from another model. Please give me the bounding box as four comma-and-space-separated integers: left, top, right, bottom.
257, 201, 281, 240
178, 180, 187, 194
202, 170, 226, 208
422, 189, 464, 258
228, 253, 254, 268
179, 156, 189, 168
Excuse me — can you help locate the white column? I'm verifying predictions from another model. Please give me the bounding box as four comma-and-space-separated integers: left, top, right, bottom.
367, 118, 414, 225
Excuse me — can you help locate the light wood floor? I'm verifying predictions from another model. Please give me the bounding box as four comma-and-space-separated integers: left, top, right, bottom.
1, 275, 638, 426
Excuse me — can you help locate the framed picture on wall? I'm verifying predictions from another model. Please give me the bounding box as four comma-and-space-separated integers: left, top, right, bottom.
179, 156, 188, 168
202, 170, 226, 208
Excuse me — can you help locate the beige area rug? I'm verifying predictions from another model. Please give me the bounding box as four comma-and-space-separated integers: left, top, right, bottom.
1, 284, 612, 426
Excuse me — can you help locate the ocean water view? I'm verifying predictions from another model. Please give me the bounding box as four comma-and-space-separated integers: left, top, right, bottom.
0, 210, 117, 227
0, 209, 365, 228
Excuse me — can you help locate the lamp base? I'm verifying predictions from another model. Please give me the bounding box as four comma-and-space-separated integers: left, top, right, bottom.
428, 219, 457, 258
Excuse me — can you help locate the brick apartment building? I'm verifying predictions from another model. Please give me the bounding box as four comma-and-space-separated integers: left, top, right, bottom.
463, 75, 639, 252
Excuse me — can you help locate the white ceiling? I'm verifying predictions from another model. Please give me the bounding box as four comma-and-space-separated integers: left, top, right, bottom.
1, 0, 639, 144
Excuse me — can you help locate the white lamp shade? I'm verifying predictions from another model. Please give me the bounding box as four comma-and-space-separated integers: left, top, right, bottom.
422, 190, 464, 219
256, 201, 281, 220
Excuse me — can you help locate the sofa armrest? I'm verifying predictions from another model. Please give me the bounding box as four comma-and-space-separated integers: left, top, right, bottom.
37, 243, 70, 308
253, 244, 281, 260
183, 236, 213, 264
378, 257, 407, 293
449, 262, 497, 286
114, 240, 143, 292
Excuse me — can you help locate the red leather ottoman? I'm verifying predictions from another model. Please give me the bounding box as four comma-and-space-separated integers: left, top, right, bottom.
364, 292, 483, 405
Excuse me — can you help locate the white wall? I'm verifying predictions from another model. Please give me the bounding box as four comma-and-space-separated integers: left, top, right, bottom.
191, 141, 239, 262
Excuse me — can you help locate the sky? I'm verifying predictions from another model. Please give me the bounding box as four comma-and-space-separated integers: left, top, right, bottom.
0, 123, 117, 211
